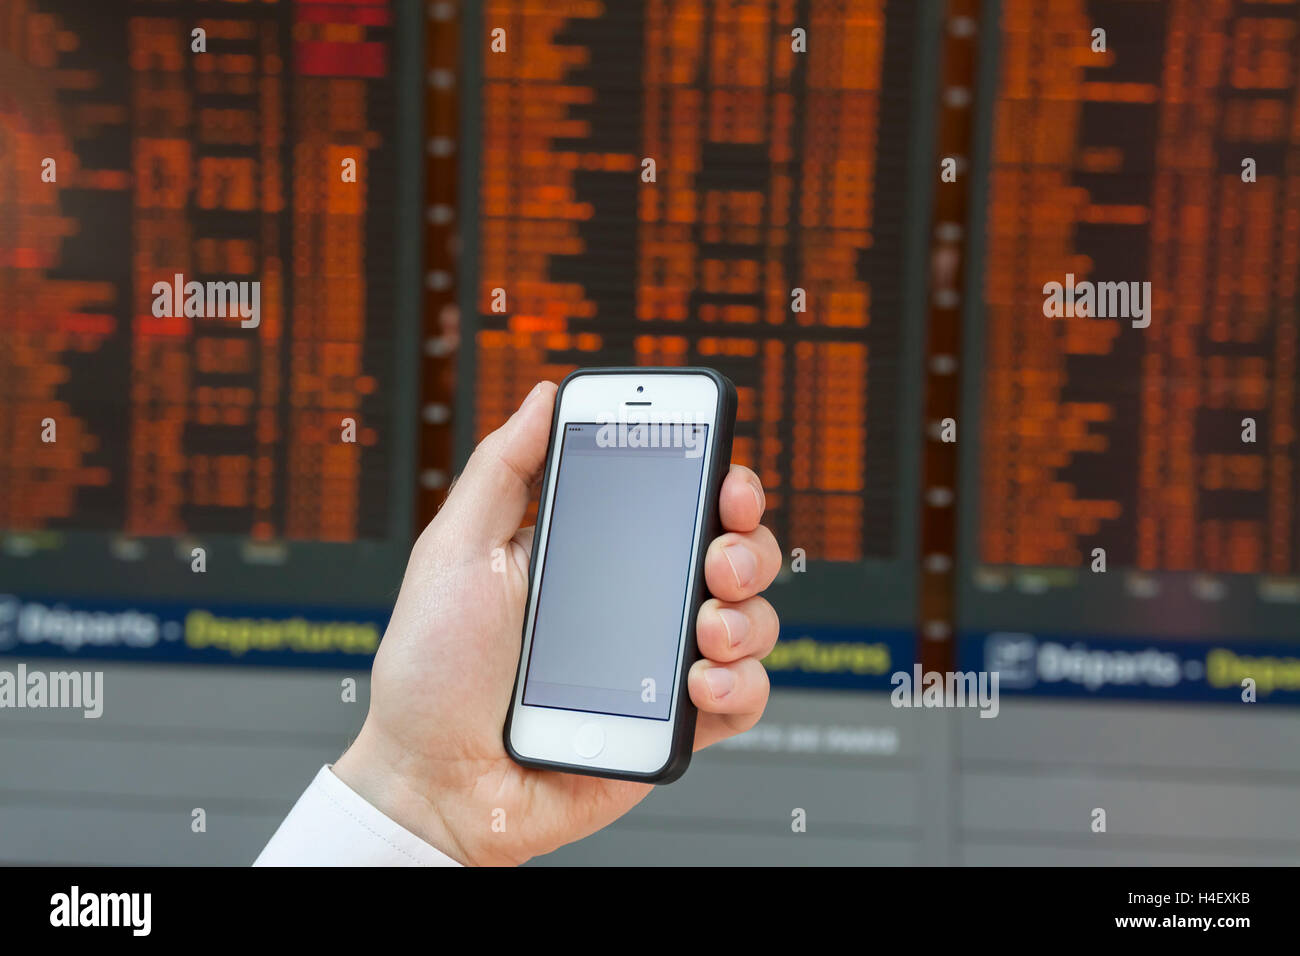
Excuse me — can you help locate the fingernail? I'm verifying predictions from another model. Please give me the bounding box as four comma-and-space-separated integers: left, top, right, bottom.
722, 542, 757, 588
750, 481, 764, 514
703, 666, 735, 700
716, 607, 749, 649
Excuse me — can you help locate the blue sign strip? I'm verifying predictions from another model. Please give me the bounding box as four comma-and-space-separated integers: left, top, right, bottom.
0, 593, 389, 669
5, 592, 1293, 707
959, 631, 1300, 706
765, 625, 915, 691
0, 592, 922, 688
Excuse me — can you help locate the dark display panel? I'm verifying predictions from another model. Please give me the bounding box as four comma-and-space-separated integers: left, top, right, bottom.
458, 0, 938, 689
0, 0, 423, 666
958, 0, 1300, 704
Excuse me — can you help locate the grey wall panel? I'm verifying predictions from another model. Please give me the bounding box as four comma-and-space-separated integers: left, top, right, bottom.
714, 689, 918, 758
958, 699, 1300, 774
961, 841, 1295, 867
960, 771, 1300, 845
955, 699, 1300, 865
0, 805, 284, 866
0, 661, 366, 865
1, 735, 334, 804
532, 689, 931, 865
0, 674, 927, 865
11, 664, 1295, 867
635, 760, 918, 830
534, 828, 917, 866
0, 662, 372, 736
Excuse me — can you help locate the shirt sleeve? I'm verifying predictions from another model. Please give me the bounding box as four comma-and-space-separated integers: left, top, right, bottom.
254, 764, 463, 867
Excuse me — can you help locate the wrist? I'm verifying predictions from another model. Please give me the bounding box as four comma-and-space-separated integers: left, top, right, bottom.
332, 725, 475, 867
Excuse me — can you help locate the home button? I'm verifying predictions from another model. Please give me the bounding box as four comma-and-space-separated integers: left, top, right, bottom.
573, 722, 605, 759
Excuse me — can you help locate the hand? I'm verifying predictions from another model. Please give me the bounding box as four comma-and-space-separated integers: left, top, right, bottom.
333, 381, 782, 866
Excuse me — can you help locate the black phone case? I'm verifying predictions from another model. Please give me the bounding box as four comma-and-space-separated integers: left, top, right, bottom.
503, 366, 738, 785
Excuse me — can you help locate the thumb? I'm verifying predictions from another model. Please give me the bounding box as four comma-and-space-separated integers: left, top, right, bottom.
440, 381, 557, 547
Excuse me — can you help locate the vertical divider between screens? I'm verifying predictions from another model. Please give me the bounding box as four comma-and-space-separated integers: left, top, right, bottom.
453, 0, 485, 472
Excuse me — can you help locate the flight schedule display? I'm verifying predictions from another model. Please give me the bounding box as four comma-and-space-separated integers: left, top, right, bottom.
0, 0, 422, 667
459, 0, 935, 691
17, 0, 1286, 705
957, 0, 1300, 704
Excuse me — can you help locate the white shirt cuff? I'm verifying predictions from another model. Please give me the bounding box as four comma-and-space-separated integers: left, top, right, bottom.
254, 765, 463, 867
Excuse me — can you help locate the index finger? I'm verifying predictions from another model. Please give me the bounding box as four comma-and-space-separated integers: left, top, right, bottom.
719, 463, 765, 533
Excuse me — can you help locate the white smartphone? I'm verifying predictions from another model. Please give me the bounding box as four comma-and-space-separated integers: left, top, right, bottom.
503, 367, 737, 783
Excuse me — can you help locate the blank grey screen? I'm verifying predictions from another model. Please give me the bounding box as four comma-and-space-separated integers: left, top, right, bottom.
522, 422, 709, 719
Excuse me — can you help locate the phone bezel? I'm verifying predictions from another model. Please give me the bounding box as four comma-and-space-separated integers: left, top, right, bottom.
505, 370, 722, 778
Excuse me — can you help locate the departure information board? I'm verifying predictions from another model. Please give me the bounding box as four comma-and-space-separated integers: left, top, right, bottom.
957, 0, 1300, 704
12, 0, 1290, 704
457, 0, 936, 689
0, 0, 423, 667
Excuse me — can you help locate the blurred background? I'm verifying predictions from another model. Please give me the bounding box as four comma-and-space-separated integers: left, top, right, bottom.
1, 0, 1298, 865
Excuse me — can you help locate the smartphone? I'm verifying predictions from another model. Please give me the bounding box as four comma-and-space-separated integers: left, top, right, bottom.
503, 367, 737, 784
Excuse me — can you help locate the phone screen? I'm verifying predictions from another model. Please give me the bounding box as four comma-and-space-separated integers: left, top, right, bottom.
522, 420, 710, 720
